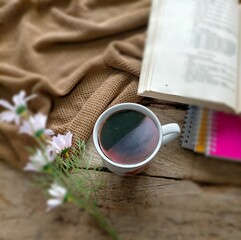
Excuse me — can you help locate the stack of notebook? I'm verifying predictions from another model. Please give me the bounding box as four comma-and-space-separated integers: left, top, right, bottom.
182, 106, 241, 161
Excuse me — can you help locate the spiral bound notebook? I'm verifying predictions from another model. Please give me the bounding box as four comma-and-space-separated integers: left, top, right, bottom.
207, 111, 241, 161
182, 106, 241, 162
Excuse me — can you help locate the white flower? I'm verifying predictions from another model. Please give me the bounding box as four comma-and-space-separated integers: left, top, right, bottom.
46, 182, 67, 212
19, 113, 54, 137
46, 145, 57, 161
23, 148, 55, 172
0, 90, 36, 125
51, 131, 73, 154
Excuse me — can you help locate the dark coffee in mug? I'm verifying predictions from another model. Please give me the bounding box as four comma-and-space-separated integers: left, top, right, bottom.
98, 110, 159, 165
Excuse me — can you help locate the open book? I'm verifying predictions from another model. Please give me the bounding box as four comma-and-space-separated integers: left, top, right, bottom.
138, 0, 241, 113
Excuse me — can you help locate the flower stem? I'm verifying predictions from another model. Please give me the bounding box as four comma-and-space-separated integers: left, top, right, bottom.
73, 198, 119, 240
35, 136, 47, 152
87, 205, 119, 240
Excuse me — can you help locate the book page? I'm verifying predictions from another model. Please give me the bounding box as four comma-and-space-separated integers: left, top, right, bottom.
148, 0, 239, 111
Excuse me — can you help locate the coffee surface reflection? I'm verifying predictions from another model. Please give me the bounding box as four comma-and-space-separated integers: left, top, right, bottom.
98, 110, 159, 165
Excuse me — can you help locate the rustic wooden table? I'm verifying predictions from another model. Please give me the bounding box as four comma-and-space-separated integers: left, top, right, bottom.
1, 101, 241, 240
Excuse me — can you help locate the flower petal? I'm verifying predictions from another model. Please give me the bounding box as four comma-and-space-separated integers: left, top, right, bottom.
23, 163, 39, 172
64, 132, 73, 148
25, 94, 37, 102
13, 90, 26, 106
54, 185, 67, 197
46, 146, 56, 161
48, 188, 61, 198
14, 115, 21, 125
52, 135, 65, 150
51, 141, 62, 153
33, 113, 47, 131
19, 90, 26, 98
0, 100, 14, 110
29, 149, 46, 164
19, 121, 32, 135
48, 183, 67, 198
0, 111, 16, 123
45, 129, 55, 136
46, 198, 62, 212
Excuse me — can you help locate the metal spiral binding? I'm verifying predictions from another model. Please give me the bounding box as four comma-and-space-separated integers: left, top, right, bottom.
181, 105, 198, 150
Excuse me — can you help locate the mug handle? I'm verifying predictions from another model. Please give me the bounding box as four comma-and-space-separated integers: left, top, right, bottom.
162, 123, 181, 145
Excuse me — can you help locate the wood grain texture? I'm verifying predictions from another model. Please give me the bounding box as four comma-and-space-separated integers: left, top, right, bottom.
1, 161, 241, 240
1, 102, 241, 240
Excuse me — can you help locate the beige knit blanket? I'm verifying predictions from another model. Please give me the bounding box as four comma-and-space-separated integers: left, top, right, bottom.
0, 0, 150, 168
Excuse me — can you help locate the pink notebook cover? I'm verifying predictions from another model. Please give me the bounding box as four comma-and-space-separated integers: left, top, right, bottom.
207, 111, 241, 161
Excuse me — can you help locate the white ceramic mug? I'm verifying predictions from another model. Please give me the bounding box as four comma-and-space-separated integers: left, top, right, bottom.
93, 103, 181, 175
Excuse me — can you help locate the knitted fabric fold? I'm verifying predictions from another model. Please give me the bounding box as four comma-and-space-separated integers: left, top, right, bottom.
0, 0, 150, 168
